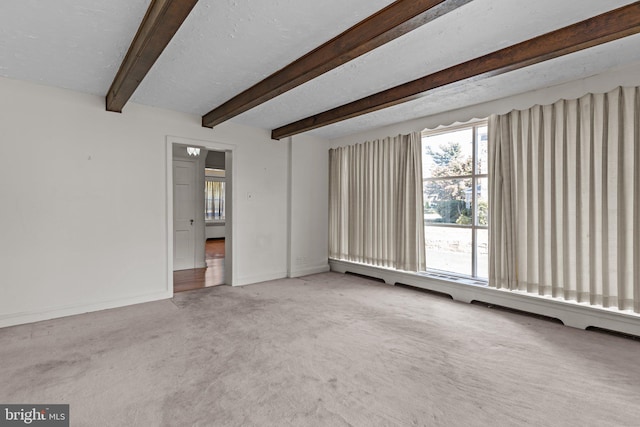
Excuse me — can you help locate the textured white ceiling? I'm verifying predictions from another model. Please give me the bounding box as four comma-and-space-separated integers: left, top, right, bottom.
0, 0, 638, 139
0, 0, 150, 95
132, 0, 396, 115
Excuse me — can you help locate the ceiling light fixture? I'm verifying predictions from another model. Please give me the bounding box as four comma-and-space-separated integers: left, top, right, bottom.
187, 147, 201, 157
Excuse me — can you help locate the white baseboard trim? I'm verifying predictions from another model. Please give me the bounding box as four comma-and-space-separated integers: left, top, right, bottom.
234, 271, 288, 287
0, 290, 172, 329
289, 263, 331, 278
330, 259, 640, 337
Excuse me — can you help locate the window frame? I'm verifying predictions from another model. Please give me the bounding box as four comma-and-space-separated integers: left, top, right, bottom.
421, 120, 488, 279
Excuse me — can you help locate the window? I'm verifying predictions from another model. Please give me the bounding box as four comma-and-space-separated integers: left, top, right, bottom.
422, 121, 488, 279
205, 168, 225, 221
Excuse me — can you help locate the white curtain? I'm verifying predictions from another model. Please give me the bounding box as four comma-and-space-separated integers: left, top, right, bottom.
489, 86, 640, 313
329, 132, 426, 272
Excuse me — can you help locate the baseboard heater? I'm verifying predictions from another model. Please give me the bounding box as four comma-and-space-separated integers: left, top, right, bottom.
330, 259, 640, 338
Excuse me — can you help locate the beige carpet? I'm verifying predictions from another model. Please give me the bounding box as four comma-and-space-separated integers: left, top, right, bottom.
1, 272, 639, 426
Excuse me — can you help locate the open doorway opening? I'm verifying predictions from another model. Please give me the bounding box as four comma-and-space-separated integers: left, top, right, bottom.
173, 149, 227, 292
167, 137, 234, 293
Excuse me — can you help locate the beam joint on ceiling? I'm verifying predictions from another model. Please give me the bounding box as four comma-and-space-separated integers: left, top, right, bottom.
106, 0, 198, 113
271, 2, 640, 140
201, 0, 474, 128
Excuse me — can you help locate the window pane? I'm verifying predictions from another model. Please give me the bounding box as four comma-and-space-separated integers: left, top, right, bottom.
423, 178, 472, 225
476, 177, 488, 226
425, 226, 472, 276
421, 121, 488, 280
476, 125, 488, 174
422, 128, 473, 178
476, 228, 489, 279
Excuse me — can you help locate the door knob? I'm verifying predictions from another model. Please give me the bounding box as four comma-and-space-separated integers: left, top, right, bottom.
190, 219, 194, 225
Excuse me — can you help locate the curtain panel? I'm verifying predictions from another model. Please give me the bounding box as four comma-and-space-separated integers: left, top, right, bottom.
329, 132, 426, 272
489, 86, 640, 313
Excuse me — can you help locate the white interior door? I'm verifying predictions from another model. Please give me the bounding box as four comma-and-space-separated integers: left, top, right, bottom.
173, 159, 196, 270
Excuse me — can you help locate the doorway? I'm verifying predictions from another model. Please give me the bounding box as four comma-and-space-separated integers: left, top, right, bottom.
166, 137, 235, 294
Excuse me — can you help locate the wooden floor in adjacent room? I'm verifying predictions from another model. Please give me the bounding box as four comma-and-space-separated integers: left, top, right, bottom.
174, 238, 225, 293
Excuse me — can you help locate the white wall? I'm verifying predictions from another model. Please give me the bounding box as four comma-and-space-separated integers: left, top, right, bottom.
330, 60, 640, 147
288, 134, 330, 277
0, 76, 293, 327
232, 136, 289, 285
206, 223, 225, 239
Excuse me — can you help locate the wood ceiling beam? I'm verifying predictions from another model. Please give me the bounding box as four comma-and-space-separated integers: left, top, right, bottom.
271, 2, 640, 140
201, 0, 473, 128
106, 0, 198, 113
